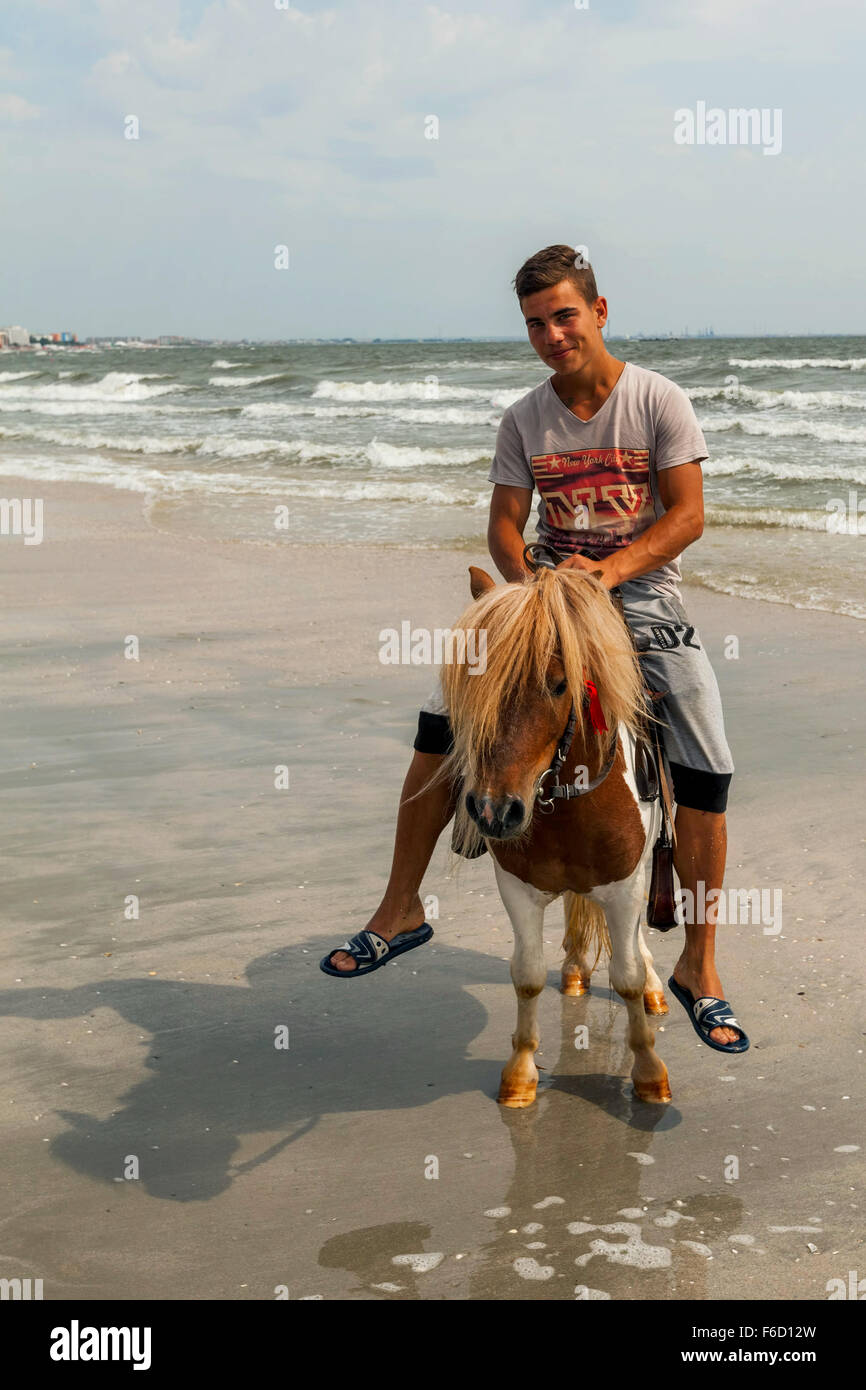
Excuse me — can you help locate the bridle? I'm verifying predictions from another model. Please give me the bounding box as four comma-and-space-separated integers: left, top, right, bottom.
533, 693, 619, 813
522, 543, 619, 814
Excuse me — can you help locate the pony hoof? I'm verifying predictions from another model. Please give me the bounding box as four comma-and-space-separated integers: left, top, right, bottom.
497, 1085, 538, 1108
633, 1077, 672, 1104
643, 990, 669, 1016
561, 973, 591, 997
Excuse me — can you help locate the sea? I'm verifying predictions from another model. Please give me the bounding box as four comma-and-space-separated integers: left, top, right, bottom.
1, 337, 864, 618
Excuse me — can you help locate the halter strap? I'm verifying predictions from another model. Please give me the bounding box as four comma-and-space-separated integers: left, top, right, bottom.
533, 696, 619, 812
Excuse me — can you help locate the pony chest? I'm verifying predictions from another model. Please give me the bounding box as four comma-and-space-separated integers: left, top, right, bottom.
489, 761, 647, 894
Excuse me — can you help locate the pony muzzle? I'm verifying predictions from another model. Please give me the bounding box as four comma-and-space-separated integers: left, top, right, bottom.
464, 790, 527, 840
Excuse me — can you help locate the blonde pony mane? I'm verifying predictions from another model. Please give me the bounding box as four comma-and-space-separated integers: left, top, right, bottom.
440, 567, 644, 791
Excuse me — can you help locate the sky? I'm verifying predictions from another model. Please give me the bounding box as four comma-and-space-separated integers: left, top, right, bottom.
1, 0, 865, 339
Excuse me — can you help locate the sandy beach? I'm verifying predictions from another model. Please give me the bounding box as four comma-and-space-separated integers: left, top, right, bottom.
0, 475, 863, 1301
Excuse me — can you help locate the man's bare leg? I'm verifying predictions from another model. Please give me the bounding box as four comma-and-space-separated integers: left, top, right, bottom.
671, 807, 741, 1046
328, 751, 455, 972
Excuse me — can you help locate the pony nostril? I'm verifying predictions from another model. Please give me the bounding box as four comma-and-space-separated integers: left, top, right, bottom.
502, 797, 525, 831
466, 792, 493, 824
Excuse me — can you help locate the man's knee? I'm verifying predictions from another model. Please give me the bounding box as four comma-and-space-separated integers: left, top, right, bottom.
414, 709, 454, 756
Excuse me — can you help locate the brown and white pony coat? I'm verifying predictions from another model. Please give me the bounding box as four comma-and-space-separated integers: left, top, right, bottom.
439, 565, 671, 1106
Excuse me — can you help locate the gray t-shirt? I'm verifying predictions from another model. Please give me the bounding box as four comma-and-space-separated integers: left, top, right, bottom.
487, 361, 707, 597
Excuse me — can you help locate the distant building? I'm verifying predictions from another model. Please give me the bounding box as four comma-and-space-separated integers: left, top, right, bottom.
0, 325, 30, 347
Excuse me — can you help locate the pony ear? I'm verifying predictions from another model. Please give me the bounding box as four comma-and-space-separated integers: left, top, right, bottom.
590, 569, 605, 581
469, 566, 496, 599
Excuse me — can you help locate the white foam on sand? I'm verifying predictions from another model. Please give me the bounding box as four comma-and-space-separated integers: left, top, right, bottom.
513, 1257, 555, 1281
575, 1224, 671, 1270
391, 1253, 444, 1273
654, 1210, 695, 1228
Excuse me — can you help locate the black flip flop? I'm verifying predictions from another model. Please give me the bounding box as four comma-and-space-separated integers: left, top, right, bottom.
668, 975, 750, 1054
320, 924, 434, 978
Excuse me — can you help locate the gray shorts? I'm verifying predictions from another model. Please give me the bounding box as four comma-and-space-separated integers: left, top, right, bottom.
416, 579, 734, 814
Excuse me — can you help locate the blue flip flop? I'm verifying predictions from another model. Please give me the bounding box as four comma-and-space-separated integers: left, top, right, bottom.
668, 975, 750, 1054
320, 923, 434, 978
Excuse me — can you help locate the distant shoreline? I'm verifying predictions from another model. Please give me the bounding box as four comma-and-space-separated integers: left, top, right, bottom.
4, 334, 866, 349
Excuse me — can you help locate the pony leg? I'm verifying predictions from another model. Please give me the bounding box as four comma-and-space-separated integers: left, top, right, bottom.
561, 891, 609, 996
493, 863, 553, 1108
639, 923, 668, 1016
593, 879, 671, 1104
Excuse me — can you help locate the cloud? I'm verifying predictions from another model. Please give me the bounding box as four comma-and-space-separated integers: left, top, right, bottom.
0, 91, 40, 120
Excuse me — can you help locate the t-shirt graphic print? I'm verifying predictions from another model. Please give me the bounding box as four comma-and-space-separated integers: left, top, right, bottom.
530, 446, 653, 556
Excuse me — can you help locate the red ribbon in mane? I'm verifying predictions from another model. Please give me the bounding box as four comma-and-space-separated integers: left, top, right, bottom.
583, 679, 609, 734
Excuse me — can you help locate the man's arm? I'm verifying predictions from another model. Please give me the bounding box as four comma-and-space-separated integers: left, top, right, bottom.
488, 483, 534, 583
558, 461, 704, 589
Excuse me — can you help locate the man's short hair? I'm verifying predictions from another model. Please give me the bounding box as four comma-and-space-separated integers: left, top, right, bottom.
513, 244, 599, 308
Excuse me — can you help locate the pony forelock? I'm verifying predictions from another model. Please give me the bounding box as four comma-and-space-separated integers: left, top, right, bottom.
440, 568, 644, 785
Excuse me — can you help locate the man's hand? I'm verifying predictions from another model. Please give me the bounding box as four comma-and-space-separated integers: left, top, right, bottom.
556, 552, 621, 589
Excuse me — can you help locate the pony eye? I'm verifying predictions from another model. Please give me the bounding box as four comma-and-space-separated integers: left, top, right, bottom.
551, 678, 568, 698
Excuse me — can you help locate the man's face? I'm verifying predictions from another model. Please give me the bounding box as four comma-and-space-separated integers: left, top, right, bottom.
521, 280, 607, 374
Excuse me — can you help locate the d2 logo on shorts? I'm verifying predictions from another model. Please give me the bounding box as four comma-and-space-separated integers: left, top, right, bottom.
648, 623, 701, 651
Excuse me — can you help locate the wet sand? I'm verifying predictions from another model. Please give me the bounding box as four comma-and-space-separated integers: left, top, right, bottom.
0, 476, 863, 1300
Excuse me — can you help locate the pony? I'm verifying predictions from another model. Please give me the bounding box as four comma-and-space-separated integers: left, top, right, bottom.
438, 564, 672, 1107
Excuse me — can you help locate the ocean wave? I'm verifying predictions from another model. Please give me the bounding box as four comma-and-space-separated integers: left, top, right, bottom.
365, 439, 487, 470
312, 378, 489, 403
705, 505, 846, 533
700, 413, 866, 444
269, 477, 488, 506
240, 400, 496, 426
208, 373, 290, 387
688, 384, 866, 411
401, 358, 542, 373
0, 399, 226, 418
211, 359, 244, 368
0, 423, 488, 471
489, 388, 533, 409
728, 356, 866, 371
0, 453, 488, 507
0, 371, 182, 403
687, 571, 866, 621
0, 370, 40, 382
0, 423, 359, 463
702, 453, 866, 485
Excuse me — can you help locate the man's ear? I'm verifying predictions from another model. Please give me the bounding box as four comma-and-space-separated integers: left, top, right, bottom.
469, 566, 496, 599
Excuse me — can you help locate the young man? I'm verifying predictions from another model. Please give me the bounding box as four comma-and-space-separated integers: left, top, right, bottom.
321, 244, 748, 1054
